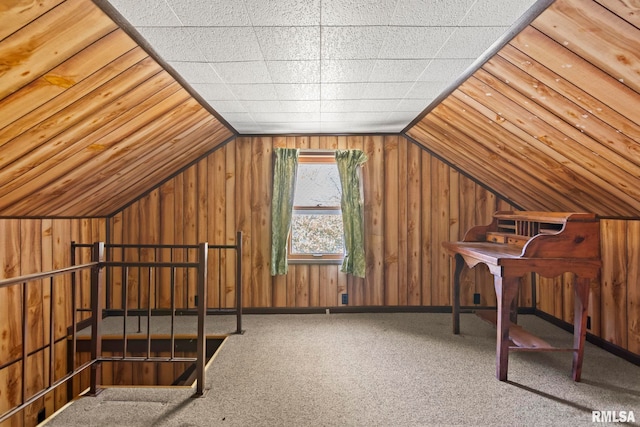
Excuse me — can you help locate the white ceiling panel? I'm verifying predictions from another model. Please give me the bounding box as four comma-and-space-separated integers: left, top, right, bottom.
438, 26, 511, 58
321, 0, 399, 25
105, 0, 541, 134
212, 62, 272, 84
255, 27, 320, 60
369, 59, 431, 82
265, 61, 321, 83
391, 0, 476, 26
164, 0, 251, 26
246, 0, 320, 26
321, 60, 377, 83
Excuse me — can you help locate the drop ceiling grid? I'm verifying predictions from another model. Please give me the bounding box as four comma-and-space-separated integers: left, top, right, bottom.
105, 0, 539, 134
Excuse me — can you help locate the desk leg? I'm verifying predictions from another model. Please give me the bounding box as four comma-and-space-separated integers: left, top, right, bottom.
572, 276, 590, 381
494, 276, 519, 381
452, 254, 464, 335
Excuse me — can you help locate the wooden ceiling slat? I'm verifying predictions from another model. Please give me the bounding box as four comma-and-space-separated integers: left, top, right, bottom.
0, 79, 183, 208
406, 107, 546, 210
0, 57, 162, 173
0, 40, 146, 142
460, 74, 640, 215
434, 95, 587, 211
9, 99, 218, 216
55, 120, 231, 217
0, 0, 65, 41
483, 55, 640, 172
91, 123, 233, 217
533, 0, 640, 94
407, 119, 546, 210
444, 91, 613, 213
594, 0, 640, 28
472, 68, 640, 204
512, 27, 640, 125
0, 0, 116, 99
0, 89, 193, 216
497, 44, 640, 145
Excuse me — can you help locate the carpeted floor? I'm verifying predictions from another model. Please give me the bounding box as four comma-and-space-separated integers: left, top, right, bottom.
42, 313, 640, 426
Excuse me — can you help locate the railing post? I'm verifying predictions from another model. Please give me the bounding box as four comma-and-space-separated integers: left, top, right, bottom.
236, 231, 243, 334
89, 242, 105, 396
194, 242, 208, 397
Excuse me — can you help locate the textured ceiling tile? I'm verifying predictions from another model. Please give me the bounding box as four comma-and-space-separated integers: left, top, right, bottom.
322, 0, 398, 25
252, 112, 321, 122
321, 99, 363, 112
218, 112, 255, 123
378, 27, 455, 59
368, 59, 430, 82
358, 99, 402, 112
246, 0, 320, 25
233, 122, 264, 133
241, 100, 283, 113
321, 26, 389, 60
167, 62, 224, 84
391, 0, 475, 26
136, 27, 203, 61
108, 0, 182, 26
189, 27, 263, 62
207, 100, 246, 113
274, 84, 320, 100
321, 83, 369, 100
395, 98, 433, 111
229, 84, 278, 100
418, 58, 474, 81
191, 83, 237, 101
280, 100, 321, 112
405, 81, 450, 99
164, 0, 252, 26
321, 60, 376, 83
265, 60, 321, 83
460, 0, 537, 26
365, 82, 413, 99
255, 27, 320, 60
211, 61, 272, 84
438, 26, 509, 58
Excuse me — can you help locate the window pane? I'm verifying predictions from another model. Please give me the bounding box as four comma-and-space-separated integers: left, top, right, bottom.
294, 163, 341, 207
291, 212, 344, 254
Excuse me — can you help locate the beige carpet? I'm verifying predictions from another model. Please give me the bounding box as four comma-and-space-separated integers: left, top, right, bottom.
43, 313, 640, 426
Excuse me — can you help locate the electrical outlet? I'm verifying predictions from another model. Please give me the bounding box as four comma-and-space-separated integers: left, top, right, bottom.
473, 293, 481, 304
341, 294, 348, 305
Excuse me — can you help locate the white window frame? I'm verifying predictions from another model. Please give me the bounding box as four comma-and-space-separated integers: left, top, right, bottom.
288, 152, 344, 264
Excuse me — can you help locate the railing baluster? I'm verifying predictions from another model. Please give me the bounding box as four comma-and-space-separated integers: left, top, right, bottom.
123, 267, 129, 358
195, 242, 208, 396
171, 267, 176, 360
21, 282, 28, 405
49, 276, 55, 388
147, 267, 152, 359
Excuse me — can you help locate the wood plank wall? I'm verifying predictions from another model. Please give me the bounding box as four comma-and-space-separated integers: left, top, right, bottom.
111, 135, 640, 360
111, 135, 514, 310
0, 218, 105, 427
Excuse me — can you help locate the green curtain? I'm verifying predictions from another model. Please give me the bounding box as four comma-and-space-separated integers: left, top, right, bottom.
270, 148, 299, 276
335, 149, 368, 278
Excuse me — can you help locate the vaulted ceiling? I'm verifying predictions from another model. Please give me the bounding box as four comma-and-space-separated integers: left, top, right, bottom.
0, 0, 639, 219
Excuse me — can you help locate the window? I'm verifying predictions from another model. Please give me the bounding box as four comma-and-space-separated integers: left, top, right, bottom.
288, 153, 344, 263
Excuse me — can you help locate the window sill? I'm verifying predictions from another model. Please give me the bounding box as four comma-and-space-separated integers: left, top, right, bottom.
288, 258, 344, 265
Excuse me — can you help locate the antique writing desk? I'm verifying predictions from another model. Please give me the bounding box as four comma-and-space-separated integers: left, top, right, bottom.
442, 211, 601, 381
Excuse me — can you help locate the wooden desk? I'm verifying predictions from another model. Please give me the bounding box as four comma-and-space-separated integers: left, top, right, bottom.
442, 211, 601, 381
